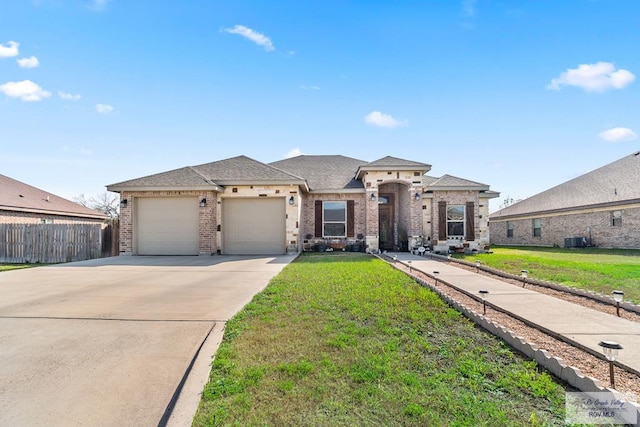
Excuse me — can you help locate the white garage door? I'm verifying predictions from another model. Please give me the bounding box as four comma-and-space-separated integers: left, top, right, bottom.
136, 197, 199, 255
222, 198, 285, 255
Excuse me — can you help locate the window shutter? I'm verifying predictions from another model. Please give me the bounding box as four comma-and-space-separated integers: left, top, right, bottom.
347, 200, 355, 237
315, 200, 323, 237
438, 201, 446, 240
465, 202, 475, 241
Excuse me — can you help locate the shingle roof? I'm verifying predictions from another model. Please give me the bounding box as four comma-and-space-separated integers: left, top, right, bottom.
365, 156, 431, 169
0, 174, 108, 220
108, 156, 306, 190
269, 155, 367, 191
425, 174, 490, 191
490, 150, 640, 218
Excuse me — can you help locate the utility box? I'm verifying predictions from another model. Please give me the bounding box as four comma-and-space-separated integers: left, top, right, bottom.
564, 237, 587, 248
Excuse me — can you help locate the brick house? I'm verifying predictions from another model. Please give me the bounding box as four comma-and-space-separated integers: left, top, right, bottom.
489, 150, 640, 249
0, 174, 108, 225
106, 155, 499, 256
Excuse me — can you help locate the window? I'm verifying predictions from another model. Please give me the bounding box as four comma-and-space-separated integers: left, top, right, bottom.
611, 210, 622, 227
533, 218, 541, 237
507, 221, 514, 238
41, 218, 53, 224
446, 205, 465, 237
323, 201, 346, 237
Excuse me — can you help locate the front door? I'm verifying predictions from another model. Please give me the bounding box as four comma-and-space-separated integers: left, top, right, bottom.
378, 194, 394, 250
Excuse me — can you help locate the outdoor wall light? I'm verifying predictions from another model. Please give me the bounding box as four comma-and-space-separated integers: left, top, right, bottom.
370, 193, 376, 202
414, 192, 421, 201
120, 199, 128, 208
479, 290, 489, 315
598, 340, 623, 388
433, 271, 439, 286
199, 198, 207, 208
612, 291, 624, 317
521, 269, 529, 287
288, 196, 295, 206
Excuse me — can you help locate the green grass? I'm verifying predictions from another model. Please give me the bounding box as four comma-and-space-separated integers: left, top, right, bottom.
194, 253, 568, 426
458, 246, 640, 303
0, 263, 38, 272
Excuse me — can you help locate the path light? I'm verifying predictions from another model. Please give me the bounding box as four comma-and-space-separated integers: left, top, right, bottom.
475, 261, 481, 273
447, 254, 451, 261
521, 270, 528, 287
407, 260, 412, 273
478, 290, 489, 315
433, 271, 439, 286
392, 255, 398, 263
598, 341, 623, 389
612, 291, 624, 317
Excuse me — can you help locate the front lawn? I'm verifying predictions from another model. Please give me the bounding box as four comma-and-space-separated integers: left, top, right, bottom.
460, 246, 640, 303
194, 253, 567, 426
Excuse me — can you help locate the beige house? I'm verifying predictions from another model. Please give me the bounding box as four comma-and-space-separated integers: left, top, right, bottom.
489, 150, 640, 249
0, 174, 108, 225
106, 155, 499, 256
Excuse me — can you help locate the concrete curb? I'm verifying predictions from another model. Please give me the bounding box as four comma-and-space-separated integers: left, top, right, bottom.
381, 256, 640, 425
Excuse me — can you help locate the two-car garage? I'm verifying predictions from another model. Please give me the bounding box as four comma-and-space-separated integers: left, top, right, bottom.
134, 197, 286, 256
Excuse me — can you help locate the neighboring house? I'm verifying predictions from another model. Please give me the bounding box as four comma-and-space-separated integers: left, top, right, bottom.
0, 174, 108, 225
489, 150, 640, 249
106, 155, 499, 256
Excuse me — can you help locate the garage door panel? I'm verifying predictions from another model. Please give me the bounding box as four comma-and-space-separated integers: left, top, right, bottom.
223, 198, 285, 255
136, 198, 199, 256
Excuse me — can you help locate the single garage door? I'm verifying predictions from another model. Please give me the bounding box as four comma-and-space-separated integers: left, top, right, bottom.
222, 198, 285, 255
136, 197, 199, 255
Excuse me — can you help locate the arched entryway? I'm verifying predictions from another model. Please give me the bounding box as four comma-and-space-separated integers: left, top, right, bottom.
378, 182, 411, 251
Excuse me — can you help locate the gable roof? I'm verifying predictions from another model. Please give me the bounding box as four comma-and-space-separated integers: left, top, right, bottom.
269, 155, 367, 191
107, 156, 307, 191
424, 174, 491, 191
0, 174, 108, 220
490, 150, 640, 218
356, 156, 431, 179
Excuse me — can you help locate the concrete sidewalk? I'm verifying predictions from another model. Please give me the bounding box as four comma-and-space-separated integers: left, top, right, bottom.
389, 252, 640, 376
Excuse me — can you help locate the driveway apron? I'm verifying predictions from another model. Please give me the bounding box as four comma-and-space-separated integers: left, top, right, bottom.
0, 255, 295, 427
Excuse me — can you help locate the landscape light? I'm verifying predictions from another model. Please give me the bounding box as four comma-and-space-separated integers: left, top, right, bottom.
521, 269, 528, 287
433, 271, 439, 286
598, 340, 623, 388
475, 261, 481, 273
478, 290, 489, 315
612, 291, 624, 317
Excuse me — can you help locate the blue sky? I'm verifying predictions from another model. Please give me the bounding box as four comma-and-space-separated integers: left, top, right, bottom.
2, 0, 639, 212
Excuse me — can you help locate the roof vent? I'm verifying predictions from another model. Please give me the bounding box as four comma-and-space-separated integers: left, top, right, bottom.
635, 151, 640, 156
46, 196, 50, 202
19, 194, 24, 198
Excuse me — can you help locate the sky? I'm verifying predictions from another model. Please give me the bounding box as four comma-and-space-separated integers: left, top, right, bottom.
2, 0, 639, 213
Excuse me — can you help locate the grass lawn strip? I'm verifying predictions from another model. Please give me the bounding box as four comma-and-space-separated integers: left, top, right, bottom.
194, 253, 567, 426
461, 246, 640, 303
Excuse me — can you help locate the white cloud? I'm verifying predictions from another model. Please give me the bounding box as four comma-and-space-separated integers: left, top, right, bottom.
299, 85, 320, 90
88, 0, 109, 11
0, 80, 51, 101
0, 41, 19, 58
547, 62, 635, 92
58, 91, 81, 100
96, 103, 114, 114
285, 148, 303, 158
463, 0, 477, 17
224, 25, 275, 51
598, 127, 637, 142
364, 111, 407, 129
17, 56, 40, 68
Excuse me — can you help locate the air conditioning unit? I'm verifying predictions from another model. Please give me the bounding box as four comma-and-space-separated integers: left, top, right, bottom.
564, 237, 587, 248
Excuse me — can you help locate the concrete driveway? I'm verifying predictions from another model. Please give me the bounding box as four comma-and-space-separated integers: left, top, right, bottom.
0, 255, 295, 427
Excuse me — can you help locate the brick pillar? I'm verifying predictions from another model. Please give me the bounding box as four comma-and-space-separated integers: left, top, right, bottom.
365, 190, 379, 252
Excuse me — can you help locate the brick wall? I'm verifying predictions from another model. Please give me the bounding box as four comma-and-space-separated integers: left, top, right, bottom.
490, 205, 640, 249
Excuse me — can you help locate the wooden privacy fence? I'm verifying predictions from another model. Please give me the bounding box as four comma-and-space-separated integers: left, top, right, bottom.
0, 223, 105, 264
